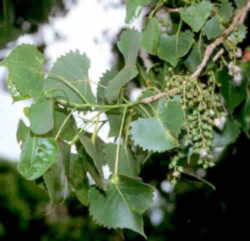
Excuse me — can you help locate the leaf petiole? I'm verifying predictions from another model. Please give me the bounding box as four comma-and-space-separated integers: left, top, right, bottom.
55, 108, 75, 141
114, 107, 127, 177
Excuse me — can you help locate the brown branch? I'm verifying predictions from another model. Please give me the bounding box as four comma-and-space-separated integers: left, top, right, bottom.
140, 89, 177, 104
140, 92, 168, 104
213, 48, 224, 62
191, 0, 250, 80
166, 8, 180, 13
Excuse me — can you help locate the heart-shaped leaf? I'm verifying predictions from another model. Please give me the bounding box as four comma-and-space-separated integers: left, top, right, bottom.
1, 44, 45, 100
130, 98, 183, 152
30, 97, 54, 135
125, 0, 150, 23
105, 29, 141, 102
180, 1, 213, 32
18, 135, 59, 180
158, 31, 194, 66
45, 51, 96, 104
89, 175, 154, 238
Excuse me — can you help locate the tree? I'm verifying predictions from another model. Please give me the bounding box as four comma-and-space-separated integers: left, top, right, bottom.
0, 0, 249, 239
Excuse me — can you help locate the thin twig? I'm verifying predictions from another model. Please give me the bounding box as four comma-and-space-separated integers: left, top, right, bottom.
166, 8, 180, 13
213, 48, 225, 62
114, 107, 127, 177
140, 88, 177, 104
55, 108, 75, 140
191, 0, 250, 80
140, 92, 168, 104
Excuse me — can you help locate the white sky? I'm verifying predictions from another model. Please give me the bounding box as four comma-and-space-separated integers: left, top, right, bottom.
0, 0, 130, 161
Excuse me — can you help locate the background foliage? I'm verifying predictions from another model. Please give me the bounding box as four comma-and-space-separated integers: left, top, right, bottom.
0, 0, 67, 48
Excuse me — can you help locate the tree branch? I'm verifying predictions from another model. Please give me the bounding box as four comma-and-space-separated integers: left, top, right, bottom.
191, 0, 250, 80
166, 8, 180, 13
140, 92, 168, 104
140, 89, 177, 104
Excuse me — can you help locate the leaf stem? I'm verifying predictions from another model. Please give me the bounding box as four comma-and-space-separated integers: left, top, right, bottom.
70, 111, 105, 145
182, 169, 216, 190
114, 107, 127, 177
55, 108, 75, 140
57, 99, 139, 110
149, 1, 164, 19
50, 73, 90, 104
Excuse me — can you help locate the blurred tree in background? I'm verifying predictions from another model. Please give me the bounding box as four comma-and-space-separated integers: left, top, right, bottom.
0, 0, 67, 49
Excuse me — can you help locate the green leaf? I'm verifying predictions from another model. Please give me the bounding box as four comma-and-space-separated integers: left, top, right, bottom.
30, 97, 54, 135
43, 142, 70, 204
234, 0, 248, 8
107, 112, 123, 137
242, 61, 250, 82
81, 152, 106, 190
157, 98, 185, 138
97, 69, 118, 104
118, 29, 141, 66
49, 110, 76, 141
228, 24, 247, 44
18, 135, 59, 180
5, 73, 24, 101
79, 134, 105, 175
213, 120, 241, 147
240, 97, 250, 136
217, 68, 246, 113
125, 0, 151, 23
141, 18, 160, 55
157, 31, 194, 66
180, 1, 213, 32
204, 16, 224, 40
89, 175, 154, 237
68, 154, 87, 189
1, 44, 45, 99
104, 143, 139, 177
130, 117, 178, 152
185, 42, 204, 72
45, 51, 96, 104
75, 183, 89, 206
105, 29, 141, 102
0, 26, 21, 49
67, 154, 89, 206
218, 0, 234, 23
106, 66, 138, 102
240, 62, 250, 135
16, 120, 29, 144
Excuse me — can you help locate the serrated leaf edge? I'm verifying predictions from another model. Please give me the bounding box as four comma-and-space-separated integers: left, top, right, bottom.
130, 118, 178, 153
